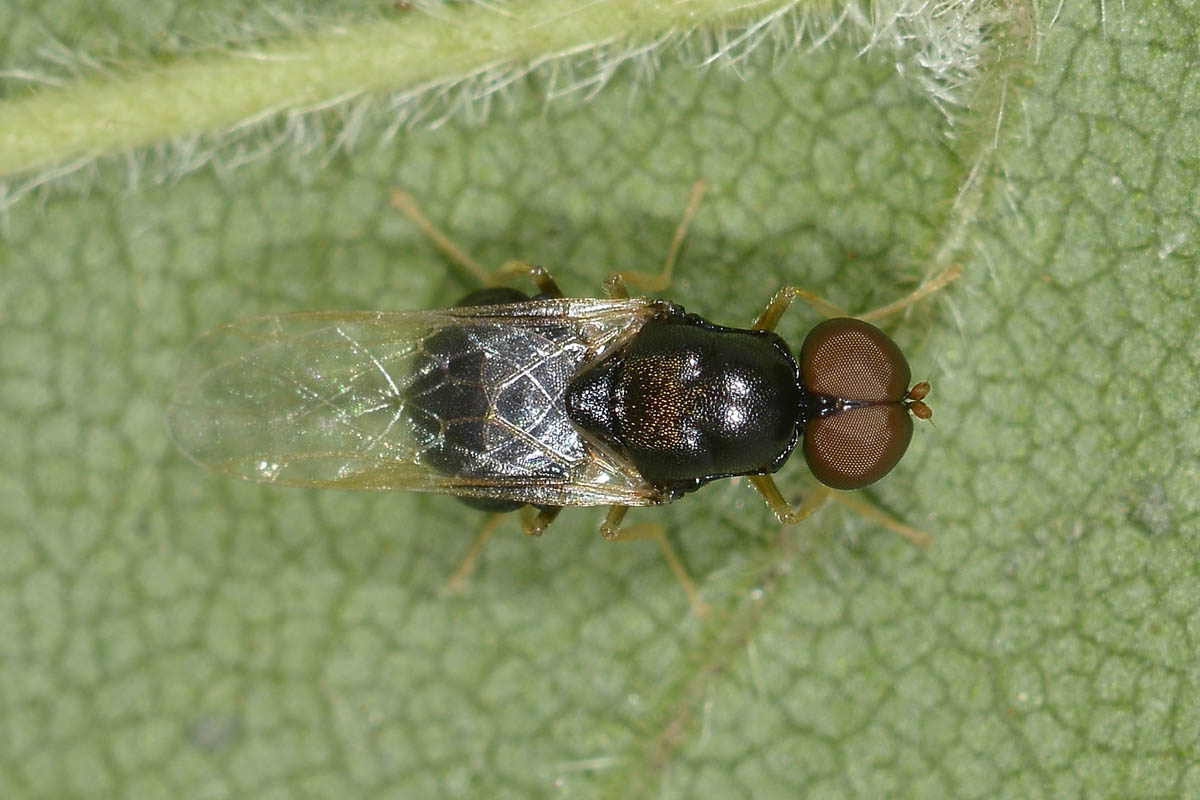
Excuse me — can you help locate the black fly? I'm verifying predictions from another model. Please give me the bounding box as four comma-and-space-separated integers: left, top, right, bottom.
169, 182, 958, 616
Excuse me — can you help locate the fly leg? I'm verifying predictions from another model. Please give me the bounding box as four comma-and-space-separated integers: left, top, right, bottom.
604, 180, 707, 299
748, 475, 931, 547
753, 287, 847, 330
748, 475, 833, 524
521, 505, 563, 536
855, 262, 962, 323
600, 506, 711, 619
489, 261, 564, 298
447, 506, 562, 593
447, 513, 507, 594
390, 188, 565, 297
828, 492, 931, 547
390, 187, 491, 286
753, 263, 962, 330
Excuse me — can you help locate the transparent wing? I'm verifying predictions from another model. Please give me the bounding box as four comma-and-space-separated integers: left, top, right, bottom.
168, 299, 671, 506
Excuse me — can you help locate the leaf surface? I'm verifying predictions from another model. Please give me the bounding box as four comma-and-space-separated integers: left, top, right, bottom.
1, 1, 1197, 798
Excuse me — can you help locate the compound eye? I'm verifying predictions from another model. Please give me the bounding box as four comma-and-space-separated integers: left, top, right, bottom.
804, 404, 913, 489
800, 318, 911, 403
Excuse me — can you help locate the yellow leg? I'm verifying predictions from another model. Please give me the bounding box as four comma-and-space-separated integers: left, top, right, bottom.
490, 260, 564, 298
447, 513, 506, 594
446, 505, 562, 593
390, 187, 490, 285
829, 492, 932, 547
519, 505, 562, 537
605, 180, 708, 299
753, 288, 847, 331
748, 475, 833, 524
752, 262, 963, 330
750, 475, 932, 547
391, 189, 565, 297
600, 506, 710, 619
856, 263, 963, 323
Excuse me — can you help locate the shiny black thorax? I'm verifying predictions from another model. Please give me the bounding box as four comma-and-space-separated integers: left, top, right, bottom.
567, 313, 804, 493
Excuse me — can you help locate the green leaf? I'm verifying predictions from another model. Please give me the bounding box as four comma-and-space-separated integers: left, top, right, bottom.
3, 1, 1198, 798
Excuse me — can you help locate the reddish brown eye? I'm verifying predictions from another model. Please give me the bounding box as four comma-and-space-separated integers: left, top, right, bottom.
800, 318, 911, 403
799, 318, 920, 489
804, 404, 914, 490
